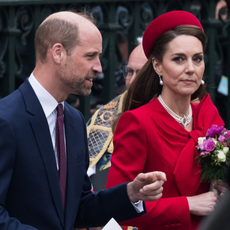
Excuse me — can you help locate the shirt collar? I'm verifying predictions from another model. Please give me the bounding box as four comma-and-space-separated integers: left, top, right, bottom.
28, 73, 64, 118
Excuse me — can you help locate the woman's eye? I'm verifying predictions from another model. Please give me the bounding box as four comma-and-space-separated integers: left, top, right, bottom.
173, 57, 183, 62
194, 56, 203, 63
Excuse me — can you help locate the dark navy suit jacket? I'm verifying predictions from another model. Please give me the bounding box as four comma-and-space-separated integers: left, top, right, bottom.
0, 79, 144, 230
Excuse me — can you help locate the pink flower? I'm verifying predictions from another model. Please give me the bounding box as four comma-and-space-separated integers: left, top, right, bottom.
218, 134, 226, 144
224, 130, 230, 139
199, 138, 216, 154
206, 124, 225, 137
200, 151, 209, 156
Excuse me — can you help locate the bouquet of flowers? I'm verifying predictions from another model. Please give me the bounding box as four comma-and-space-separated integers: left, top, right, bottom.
197, 124, 230, 182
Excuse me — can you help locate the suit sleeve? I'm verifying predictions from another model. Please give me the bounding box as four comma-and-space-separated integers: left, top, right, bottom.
74, 112, 145, 228
106, 111, 191, 229
0, 117, 38, 230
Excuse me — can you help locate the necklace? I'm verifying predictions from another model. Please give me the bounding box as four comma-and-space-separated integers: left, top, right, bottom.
158, 95, 192, 128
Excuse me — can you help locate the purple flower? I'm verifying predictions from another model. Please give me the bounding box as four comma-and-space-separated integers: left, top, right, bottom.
206, 124, 225, 137
199, 138, 216, 154
224, 130, 230, 139
218, 134, 226, 144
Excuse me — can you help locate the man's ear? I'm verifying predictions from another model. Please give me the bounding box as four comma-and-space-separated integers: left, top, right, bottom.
51, 43, 65, 64
152, 57, 162, 76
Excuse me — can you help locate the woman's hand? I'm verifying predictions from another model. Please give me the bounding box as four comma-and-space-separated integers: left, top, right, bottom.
187, 191, 218, 216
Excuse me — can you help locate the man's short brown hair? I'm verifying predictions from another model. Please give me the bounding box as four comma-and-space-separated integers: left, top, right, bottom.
34, 10, 95, 63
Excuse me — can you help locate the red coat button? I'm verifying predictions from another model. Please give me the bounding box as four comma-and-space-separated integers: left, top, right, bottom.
163, 225, 170, 229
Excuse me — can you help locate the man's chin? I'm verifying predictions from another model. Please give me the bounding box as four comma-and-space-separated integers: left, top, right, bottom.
84, 91, 92, 96
73, 89, 92, 96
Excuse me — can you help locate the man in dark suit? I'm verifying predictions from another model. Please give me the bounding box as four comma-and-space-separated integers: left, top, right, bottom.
0, 10, 166, 230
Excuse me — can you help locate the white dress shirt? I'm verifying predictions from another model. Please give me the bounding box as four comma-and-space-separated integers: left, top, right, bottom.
28, 73, 64, 169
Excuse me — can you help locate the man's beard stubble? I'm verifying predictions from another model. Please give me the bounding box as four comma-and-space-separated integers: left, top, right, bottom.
59, 59, 95, 96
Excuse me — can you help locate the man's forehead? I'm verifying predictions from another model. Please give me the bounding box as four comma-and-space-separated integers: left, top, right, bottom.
129, 56, 146, 65
78, 24, 102, 44
74, 31, 102, 54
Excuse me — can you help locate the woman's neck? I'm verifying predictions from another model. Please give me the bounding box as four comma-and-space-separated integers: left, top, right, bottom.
160, 93, 191, 117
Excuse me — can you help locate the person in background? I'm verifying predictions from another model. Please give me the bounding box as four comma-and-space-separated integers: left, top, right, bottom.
197, 170, 229, 230
87, 40, 147, 192
214, 0, 228, 126
106, 10, 226, 230
0, 10, 167, 230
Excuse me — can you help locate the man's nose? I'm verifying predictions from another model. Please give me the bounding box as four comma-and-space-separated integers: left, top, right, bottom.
93, 58, 102, 74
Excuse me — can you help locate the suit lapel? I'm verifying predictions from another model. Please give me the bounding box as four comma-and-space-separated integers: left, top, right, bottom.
19, 80, 65, 228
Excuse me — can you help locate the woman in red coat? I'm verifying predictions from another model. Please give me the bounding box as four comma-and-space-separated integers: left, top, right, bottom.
106, 11, 226, 230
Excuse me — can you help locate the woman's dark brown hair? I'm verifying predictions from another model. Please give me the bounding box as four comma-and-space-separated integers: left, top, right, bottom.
112, 25, 207, 133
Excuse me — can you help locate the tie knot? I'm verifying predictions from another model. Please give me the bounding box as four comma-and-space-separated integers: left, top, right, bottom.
56, 104, 64, 117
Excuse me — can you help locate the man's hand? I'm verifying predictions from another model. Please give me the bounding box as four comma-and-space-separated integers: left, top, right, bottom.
214, 180, 228, 196
127, 171, 166, 203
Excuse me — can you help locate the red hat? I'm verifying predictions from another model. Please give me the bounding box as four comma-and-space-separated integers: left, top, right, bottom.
143, 11, 204, 59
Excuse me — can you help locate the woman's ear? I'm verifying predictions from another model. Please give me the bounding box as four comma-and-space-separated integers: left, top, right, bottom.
152, 57, 162, 76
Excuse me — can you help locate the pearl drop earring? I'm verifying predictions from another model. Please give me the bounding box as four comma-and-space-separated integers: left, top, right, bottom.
159, 75, 163, 85
201, 80, 205, 85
